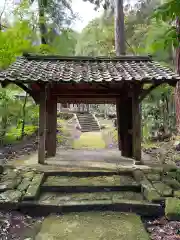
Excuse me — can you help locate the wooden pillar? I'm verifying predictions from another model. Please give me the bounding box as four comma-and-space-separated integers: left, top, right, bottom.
46, 95, 57, 157
116, 85, 142, 161
38, 85, 47, 164
132, 86, 142, 163
116, 99, 121, 151
116, 97, 133, 156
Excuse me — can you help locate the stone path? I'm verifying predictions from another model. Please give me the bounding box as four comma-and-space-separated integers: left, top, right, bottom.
35, 212, 150, 240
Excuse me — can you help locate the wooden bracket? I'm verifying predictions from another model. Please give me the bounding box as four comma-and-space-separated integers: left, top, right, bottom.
138, 83, 161, 103
1, 81, 39, 104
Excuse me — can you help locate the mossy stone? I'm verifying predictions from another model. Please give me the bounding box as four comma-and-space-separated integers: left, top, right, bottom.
162, 177, 180, 190
24, 174, 44, 200
143, 187, 161, 202
165, 172, 177, 179
163, 164, 177, 173
146, 173, 160, 181
0, 190, 22, 202
176, 170, 180, 182
153, 182, 172, 196
165, 197, 180, 220
21, 171, 35, 181
174, 190, 180, 198
17, 178, 31, 192
133, 170, 146, 182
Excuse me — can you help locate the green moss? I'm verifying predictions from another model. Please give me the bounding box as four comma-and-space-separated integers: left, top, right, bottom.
141, 179, 161, 202
165, 197, 180, 220
174, 191, 180, 198
146, 173, 160, 181
35, 212, 150, 240
43, 175, 138, 187
153, 182, 172, 196
162, 177, 180, 190
24, 174, 44, 200
113, 192, 144, 201
44, 175, 120, 187
39, 191, 144, 206
17, 178, 31, 192
165, 171, 177, 179
163, 164, 177, 173
142, 142, 159, 149
133, 170, 146, 182
176, 169, 180, 182
143, 187, 161, 202
21, 171, 35, 180
0, 190, 22, 202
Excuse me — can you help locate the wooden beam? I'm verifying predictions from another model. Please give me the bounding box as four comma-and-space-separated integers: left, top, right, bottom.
46, 95, 57, 157
57, 98, 116, 104
38, 85, 47, 164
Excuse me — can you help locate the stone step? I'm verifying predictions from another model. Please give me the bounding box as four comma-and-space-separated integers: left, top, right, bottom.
80, 124, 99, 127
35, 213, 150, 240
20, 198, 163, 217
81, 128, 100, 132
76, 113, 100, 132
41, 175, 140, 192
79, 121, 96, 123
80, 123, 99, 127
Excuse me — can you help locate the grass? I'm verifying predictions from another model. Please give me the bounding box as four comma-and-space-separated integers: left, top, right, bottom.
73, 132, 106, 149
4, 125, 38, 144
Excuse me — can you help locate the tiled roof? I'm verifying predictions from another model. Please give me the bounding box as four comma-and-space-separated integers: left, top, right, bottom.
0, 54, 179, 84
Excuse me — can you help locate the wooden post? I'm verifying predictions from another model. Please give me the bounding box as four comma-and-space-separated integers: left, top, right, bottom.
46, 95, 57, 157
116, 98, 121, 150
38, 85, 47, 164
132, 86, 142, 163
116, 96, 133, 157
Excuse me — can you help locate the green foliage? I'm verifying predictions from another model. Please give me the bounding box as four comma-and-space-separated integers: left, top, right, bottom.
152, 0, 179, 49
76, 16, 115, 56
51, 29, 79, 55
76, 0, 176, 142
5, 125, 37, 144
0, 21, 33, 69
0, 87, 39, 144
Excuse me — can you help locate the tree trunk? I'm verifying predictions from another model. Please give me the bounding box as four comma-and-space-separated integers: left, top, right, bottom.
38, 0, 47, 44
0, 115, 8, 144
175, 17, 180, 133
21, 93, 28, 139
114, 0, 125, 55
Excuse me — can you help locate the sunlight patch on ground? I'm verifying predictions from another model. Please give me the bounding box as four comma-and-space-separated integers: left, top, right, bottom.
73, 132, 106, 149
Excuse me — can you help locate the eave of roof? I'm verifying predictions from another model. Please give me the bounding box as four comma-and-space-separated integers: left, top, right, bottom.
0, 53, 179, 84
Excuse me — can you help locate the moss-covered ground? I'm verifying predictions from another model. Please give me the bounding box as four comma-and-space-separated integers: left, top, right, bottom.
35, 212, 150, 240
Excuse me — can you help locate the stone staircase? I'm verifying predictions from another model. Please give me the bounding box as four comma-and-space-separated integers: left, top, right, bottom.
0, 166, 176, 218
76, 113, 100, 132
